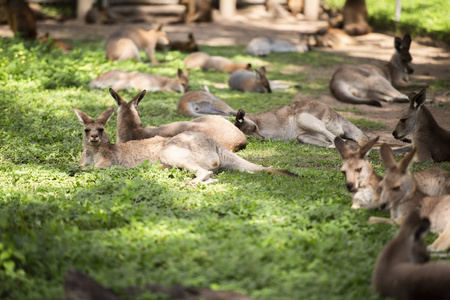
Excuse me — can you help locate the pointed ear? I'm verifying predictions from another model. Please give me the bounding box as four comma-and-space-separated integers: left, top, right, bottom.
96, 106, 115, 125
236, 109, 246, 123
177, 68, 183, 78
246, 63, 252, 70
358, 136, 379, 158
334, 137, 353, 159
259, 66, 267, 76
399, 147, 417, 173
413, 217, 430, 242
394, 36, 403, 51
184, 68, 190, 77
413, 88, 427, 110
380, 143, 397, 170
155, 24, 163, 31
109, 88, 127, 107
203, 85, 210, 93
130, 90, 147, 107
402, 34, 412, 50
72, 106, 94, 125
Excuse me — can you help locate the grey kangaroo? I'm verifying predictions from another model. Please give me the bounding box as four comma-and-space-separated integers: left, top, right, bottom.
228, 67, 272, 93
234, 100, 368, 148
72, 106, 297, 184
177, 86, 237, 117
329, 34, 428, 107
372, 212, 450, 300
109, 88, 247, 152
392, 88, 450, 162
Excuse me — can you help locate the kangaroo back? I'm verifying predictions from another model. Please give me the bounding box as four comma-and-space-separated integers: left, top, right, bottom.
228, 67, 272, 93
178, 90, 237, 117
184, 52, 210, 69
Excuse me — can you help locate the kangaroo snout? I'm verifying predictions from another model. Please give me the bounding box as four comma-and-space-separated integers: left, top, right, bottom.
346, 182, 355, 192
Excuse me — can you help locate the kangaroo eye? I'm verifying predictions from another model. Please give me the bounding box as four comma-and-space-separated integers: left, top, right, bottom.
97, 128, 104, 132
84, 129, 90, 133
400, 119, 407, 123
392, 186, 400, 191
355, 168, 362, 173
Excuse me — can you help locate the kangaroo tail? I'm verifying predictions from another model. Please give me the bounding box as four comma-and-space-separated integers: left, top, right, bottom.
330, 80, 382, 107
264, 168, 298, 177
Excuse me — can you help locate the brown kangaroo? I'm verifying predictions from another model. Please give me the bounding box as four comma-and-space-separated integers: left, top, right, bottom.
371, 144, 450, 251
0, 0, 36, 40
228, 67, 272, 93
109, 89, 247, 152
372, 211, 450, 300
178, 86, 237, 117
329, 34, 428, 107
105, 24, 169, 65
184, 52, 252, 73
342, 0, 371, 36
90, 69, 190, 93
167, 33, 199, 52
38, 33, 73, 53
234, 100, 368, 148
72, 105, 296, 184
392, 88, 450, 162
335, 136, 450, 210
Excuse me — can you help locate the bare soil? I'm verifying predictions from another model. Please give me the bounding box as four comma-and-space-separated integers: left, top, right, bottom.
1, 5, 449, 147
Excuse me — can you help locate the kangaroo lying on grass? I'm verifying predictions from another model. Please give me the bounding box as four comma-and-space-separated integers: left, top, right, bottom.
184, 52, 252, 73
329, 34, 428, 107
90, 69, 190, 93
393, 88, 450, 162
245, 37, 309, 57
335, 136, 450, 209
372, 211, 450, 300
369, 144, 450, 251
178, 86, 237, 117
234, 100, 368, 148
228, 67, 272, 93
73, 105, 296, 184
105, 24, 169, 65
110, 88, 246, 152
167, 32, 199, 52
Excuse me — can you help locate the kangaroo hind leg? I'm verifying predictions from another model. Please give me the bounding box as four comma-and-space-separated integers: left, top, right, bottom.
297, 113, 338, 147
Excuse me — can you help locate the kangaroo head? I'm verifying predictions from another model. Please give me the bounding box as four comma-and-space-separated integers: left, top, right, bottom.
234, 109, 264, 139
152, 24, 169, 45
335, 136, 380, 208
176, 69, 190, 93
255, 67, 272, 93
72, 106, 114, 146
392, 88, 427, 140
394, 33, 414, 74
109, 88, 146, 138
379, 144, 417, 212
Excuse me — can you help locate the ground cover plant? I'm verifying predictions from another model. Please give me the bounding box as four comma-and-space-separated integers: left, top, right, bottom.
0, 36, 449, 300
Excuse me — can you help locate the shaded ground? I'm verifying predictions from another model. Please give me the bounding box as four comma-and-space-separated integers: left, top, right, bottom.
1, 5, 449, 147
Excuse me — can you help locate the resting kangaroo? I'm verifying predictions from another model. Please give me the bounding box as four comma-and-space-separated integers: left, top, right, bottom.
335, 136, 450, 210
90, 69, 190, 93
105, 24, 169, 64
110, 89, 246, 152
393, 88, 450, 162
167, 33, 198, 52
329, 34, 428, 107
178, 86, 237, 117
228, 67, 272, 93
234, 100, 368, 148
184, 52, 252, 73
73, 106, 296, 184
371, 144, 450, 251
372, 211, 450, 300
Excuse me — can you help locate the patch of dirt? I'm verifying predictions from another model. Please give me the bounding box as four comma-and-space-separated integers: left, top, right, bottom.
1, 5, 449, 147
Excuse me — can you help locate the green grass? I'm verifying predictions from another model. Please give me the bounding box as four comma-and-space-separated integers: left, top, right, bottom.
325, 0, 450, 43
0, 37, 449, 300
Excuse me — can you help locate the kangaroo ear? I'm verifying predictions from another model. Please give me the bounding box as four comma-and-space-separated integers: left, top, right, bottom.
184, 68, 190, 77
131, 90, 147, 107
402, 34, 412, 50
246, 63, 252, 70
394, 36, 403, 51
177, 68, 183, 77
413, 88, 426, 110
414, 217, 431, 241
359, 136, 379, 158
236, 109, 246, 123
203, 85, 210, 93
334, 137, 353, 159
155, 24, 163, 31
96, 106, 115, 125
72, 106, 94, 125
399, 147, 417, 173
380, 143, 397, 170
109, 88, 127, 107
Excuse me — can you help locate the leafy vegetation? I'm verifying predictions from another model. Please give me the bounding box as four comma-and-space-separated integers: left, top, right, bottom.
324, 0, 450, 43
0, 37, 449, 300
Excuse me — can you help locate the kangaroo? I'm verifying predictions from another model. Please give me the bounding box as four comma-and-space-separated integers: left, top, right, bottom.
311, 28, 356, 48
246, 37, 308, 57
110, 88, 246, 152
371, 144, 450, 251
105, 24, 169, 65
0, 0, 36, 40
393, 88, 450, 162
178, 86, 237, 117
329, 34, 428, 107
90, 69, 190, 93
228, 67, 272, 93
182, 0, 212, 23
335, 136, 450, 209
342, 0, 371, 36
372, 211, 450, 300
235, 100, 368, 148
167, 33, 199, 52
184, 52, 252, 73
72, 106, 296, 184
38, 33, 73, 53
